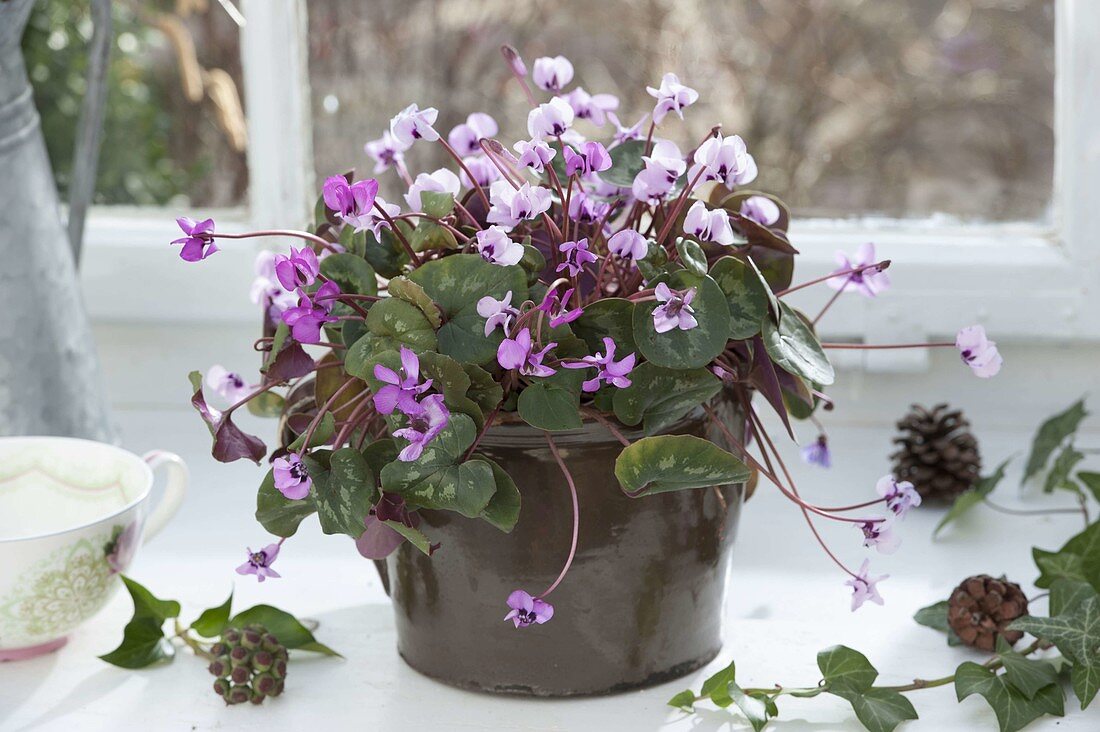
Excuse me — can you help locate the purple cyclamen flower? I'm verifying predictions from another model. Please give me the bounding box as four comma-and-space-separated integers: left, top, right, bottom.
405, 168, 461, 212
857, 518, 901, 554
359, 196, 401, 240
105, 522, 139, 574
532, 55, 574, 92
691, 133, 757, 189
539, 286, 583, 328
527, 97, 575, 140
876, 475, 922, 519
608, 229, 648, 261
273, 454, 311, 500
740, 195, 781, 226
631, 139, 685, 203
236, 543, 281, 582
564, 141, 612, 177
563, 87, 619, 126
205, 365, 252, 404
477, 291, 519, 336
801, 435, 832, 468
563, 337, 636, 392
281, 281, 339, 344
502, 45, 527, 77
460, 155, 501, 189
172, 217, 218, 262
323, 176, 380, 232
647, 72, 699, 124
513, 138, 556, 172
373, 346, 433, 416
364, 130, 409, 174
389, 103, 440, 146
274, 246, 320, 291
487, 181, 553, 228
504, 590, 555, 628
845, 559, 888, 611
448, 112, 499, 157
956, 325, 1003, 378
497, 328, 557, 377
828, 242, 890, 297
394, 393, 450, 462
567, 191, 610, 226
476, 226, 524, 267
556, 238, 598, 278
608, 111, 649, 145
652, 283, 698, 333
250, 251, 298, 319
684, 200, 736, 246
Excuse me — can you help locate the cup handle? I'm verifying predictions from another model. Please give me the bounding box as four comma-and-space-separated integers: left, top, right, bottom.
141, 450, 188, 543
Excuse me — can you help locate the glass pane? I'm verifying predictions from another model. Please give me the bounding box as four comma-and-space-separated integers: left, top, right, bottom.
307, 0, 1054, 222
22, 0, 248, 207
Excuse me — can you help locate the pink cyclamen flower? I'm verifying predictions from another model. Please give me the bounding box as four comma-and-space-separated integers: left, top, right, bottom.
405, 168, 461, 212
647, 72, 699, 124
364, 130, 408, 174
105, 522, 139, 574
487, 181, 553, 228
236, 543, 281, 582
323, 176, 380, 232
539, 286, 583, 328
448, 112, 499, 157
876, 475, 922, 519
172, 217, 217, 262
956, 325, 1003, 378
513, 138, 556, 172
828, 242, 890, 297
274, 245, 319, 291
556, 238, 598, 278
846, 559, 888, 611
394, 394, 450, 462
684, 200, 736, 246
389, 103, 440, 146
250, 251, 297, 319
502, 45, 527, 77
498, 328, 557, 377
476, 226, 525, 267
857, 518, 901, 554
373, 346, 433, 417
801, 435, 832, 468
631, 140, 685, 202
564, 87, 619, 127
691, 133, 757, 189
564, 141, 612, 177
273, 454, 311, 500
568, 191, 610, 226
527, 97, 575, 140
281, 281, 339, 344
205, 365, 252, 404
504, 590, 555, 628
532, 55, 574, 92
740, 196, 781, 226
652, 283, 698, 333
460, 155, 501, 189
608, 111, 649, 145
608, 229, 648, 261
477, 291, 519, 336
359, 196, 401, 240
563, 337, 636, 392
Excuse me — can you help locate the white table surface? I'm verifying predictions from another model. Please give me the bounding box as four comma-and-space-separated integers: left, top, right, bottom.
2, 406, 1098, 732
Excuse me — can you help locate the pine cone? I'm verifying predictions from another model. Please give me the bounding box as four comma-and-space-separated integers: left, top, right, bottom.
891, 403, 981, 500
947, 575, 1028, 651
209, 625, 288, 705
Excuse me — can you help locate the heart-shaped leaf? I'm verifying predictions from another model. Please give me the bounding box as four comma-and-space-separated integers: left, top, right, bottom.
517, 382, 583, 431
615, 435, 749, 496
255, 468, 317, 537
612, 363, 721, 436
602, 139, 647, 187
314, 447, 376, 537
478, 457, 522, 532
761, 302, 835, 386
632, 271, 731, 369
319, 252, 378, 296
572, 298, 636, 353
364, 297, 438, 354
709, 256, 771, 340
421, 190, 455, 219
675, 237, 708, 277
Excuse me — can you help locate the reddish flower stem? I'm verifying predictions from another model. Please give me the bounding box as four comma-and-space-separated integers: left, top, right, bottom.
437, 138, 492, 213
541, 432, 579, 599
777, 260, 891, 297
371, 202, 423, 267
296, 378, 359, 454
213, 230, 340, 254
821, 342, 955, 350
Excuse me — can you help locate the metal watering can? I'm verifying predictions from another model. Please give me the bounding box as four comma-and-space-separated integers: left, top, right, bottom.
0, 0, 114, 440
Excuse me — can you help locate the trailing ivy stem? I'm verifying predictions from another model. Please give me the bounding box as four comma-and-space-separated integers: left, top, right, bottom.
212, 229, 341, 254
821, 342, 955, 350
981, 497, 1086, 518
174, 620, 215, 661
436, 138, 492, 212
878, 639, 1043, 693
371, 201, 423, 267
778, 260, 891, 297
541, 432, 579, 599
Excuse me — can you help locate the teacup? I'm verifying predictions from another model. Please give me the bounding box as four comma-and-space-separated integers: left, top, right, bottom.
0, 437, 187, 661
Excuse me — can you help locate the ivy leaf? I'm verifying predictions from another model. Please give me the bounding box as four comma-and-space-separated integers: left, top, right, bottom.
229, 605, 341, 656
997, 644, 1060, 701
1043, 444, 1085, 494
611, 363, 721, 436
667, 689, 697, 713
615, 435, 750, 496
817, 645, 878, 690
190, 594, 233, 639
700, 661, 738, 708
934, 459, 1009, 538
1022, 399, 1087, 487
760, 302, 835, 386
912, 600, 964, 646
1033, 522, 1100, 591
1049, 578, 1098, 616
1078, 472, 1100, 502
632, 271, 732, 369
517, 382, 583, 431
99, 577, 181, 669
954, 662, 1064, 731
1009, 596, 1100, 708
255, 468, 317, 538
829, 687, 918, 732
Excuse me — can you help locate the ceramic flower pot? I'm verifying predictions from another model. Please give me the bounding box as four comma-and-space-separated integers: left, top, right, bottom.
381, 397, 747, 697
0, 437, 187, 660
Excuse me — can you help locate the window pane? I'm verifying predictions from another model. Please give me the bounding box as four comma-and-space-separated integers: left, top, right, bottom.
307, 0, 1054, 222
23, 0, 248, 207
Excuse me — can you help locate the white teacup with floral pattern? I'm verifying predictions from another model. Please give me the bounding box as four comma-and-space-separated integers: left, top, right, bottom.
0, 437, 187, 661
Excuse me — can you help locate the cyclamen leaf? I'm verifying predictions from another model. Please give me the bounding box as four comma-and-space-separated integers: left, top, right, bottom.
615, 435, 750, 496
632, 271, 732, 369
760, 302, 835, 386
602, 139, 647, 187
675, 237, 708, 277
255, 468, 317, 538
611, 363, 721, 436
319, 252, 378, 296
188, 371, 266, 464
954, 661, 1064, 732
1022, 399, 1087, 486
517, 382, 583, 432
478, 458, 521, 533
363, 297, 438, 355
709, 255, 770, 340
314, 447, 376, 537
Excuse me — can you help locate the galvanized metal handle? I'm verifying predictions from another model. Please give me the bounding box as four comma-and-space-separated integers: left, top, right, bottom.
66, 0, 112, 264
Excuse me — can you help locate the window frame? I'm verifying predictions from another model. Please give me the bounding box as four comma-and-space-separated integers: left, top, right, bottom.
82, 0, 1098, 350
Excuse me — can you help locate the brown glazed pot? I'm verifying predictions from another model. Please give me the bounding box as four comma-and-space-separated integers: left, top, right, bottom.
380, 396, 747, 697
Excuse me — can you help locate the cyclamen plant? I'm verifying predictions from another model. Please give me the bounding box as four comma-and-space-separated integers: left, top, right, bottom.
177, 47, 1003, 628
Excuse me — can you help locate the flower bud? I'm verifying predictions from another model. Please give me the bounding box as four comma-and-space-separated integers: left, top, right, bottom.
229, 645, 251, 666
230, 665, 251, 685
223, 629, 242, 645
210, 642, 228, 657
271, 679, 285, 698
250, 691, 265, 705
213, 678, 230, 697
241, 628, 263, 649
252, 650, 274, 672
260, 634, 281, 653
208, 659, 230, 677
227, 685, 252, 705
253, 672, 277, 697
271, 658, 288, 680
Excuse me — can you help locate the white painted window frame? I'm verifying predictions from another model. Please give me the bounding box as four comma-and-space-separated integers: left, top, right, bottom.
81, 0, 1099, 360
